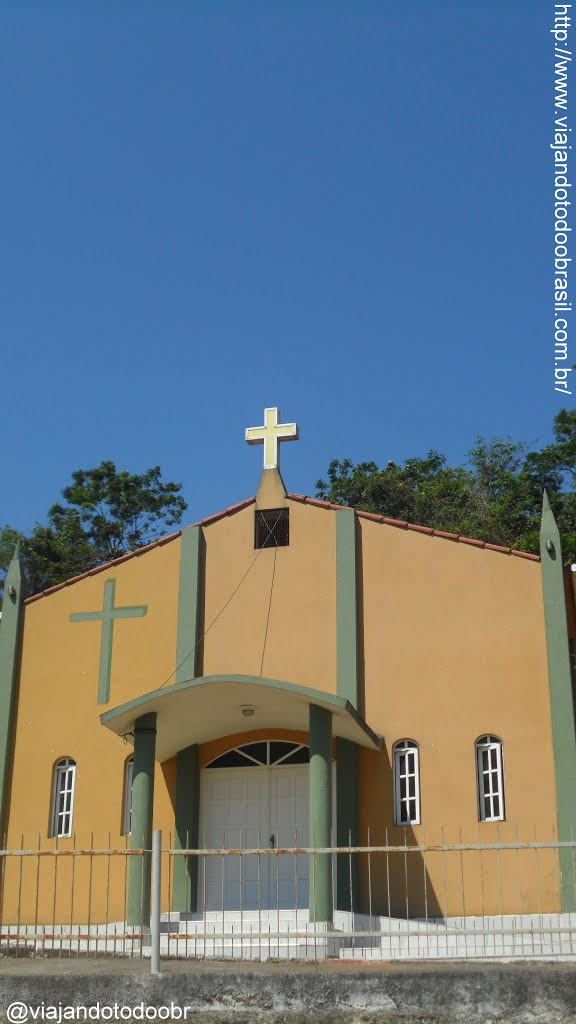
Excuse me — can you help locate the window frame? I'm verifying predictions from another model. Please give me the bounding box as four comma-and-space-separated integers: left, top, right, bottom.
205, 741, 309, 769
476, 734, 505, 822
50, 758, 76, 838
393, 740, 421, 826
254, 508, 290, 549
122, 757, 134, 835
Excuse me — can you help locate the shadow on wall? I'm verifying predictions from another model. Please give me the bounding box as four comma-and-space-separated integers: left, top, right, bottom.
356, 747, 562, 920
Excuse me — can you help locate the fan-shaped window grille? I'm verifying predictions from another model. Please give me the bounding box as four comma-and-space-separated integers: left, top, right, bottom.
206, 741, 309, 768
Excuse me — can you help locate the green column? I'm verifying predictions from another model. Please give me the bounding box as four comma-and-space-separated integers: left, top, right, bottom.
336, 738, 358, 911
127, 713, 157, 926
176, 526, 203, 684
0, 544, 25, 843
336, 508, 359, 708
309, 704, 333, 922
335, 507, 360, 913
172, 744, 200, 912
540, 491, 576, 911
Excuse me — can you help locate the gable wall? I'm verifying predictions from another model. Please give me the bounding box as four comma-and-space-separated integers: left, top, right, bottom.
201, 501, 337, 691
357, 518, 558, 914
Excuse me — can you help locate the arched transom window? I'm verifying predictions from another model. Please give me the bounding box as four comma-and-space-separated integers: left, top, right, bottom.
206, 741, 310, 769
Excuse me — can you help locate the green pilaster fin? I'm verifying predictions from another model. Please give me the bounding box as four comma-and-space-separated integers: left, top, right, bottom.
540, 490, 576, 911
309, 704, 333, 923
0, 543, 25, 842
336, 508, 359, 708
176, 526, 203, 684
127, 712, 157, 926
70, 579, 147, 705
172, 744, 200, 912
336, 737, 358, 911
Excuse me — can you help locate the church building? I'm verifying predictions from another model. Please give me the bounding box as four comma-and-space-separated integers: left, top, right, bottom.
1, 408, 576, 933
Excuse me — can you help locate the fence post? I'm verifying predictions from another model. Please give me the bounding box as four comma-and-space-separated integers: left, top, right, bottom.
150, 830, 161, 974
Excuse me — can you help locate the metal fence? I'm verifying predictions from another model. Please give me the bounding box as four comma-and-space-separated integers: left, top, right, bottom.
2, 829, 576, 964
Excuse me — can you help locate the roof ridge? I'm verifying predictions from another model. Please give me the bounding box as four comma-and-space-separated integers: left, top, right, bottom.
22, 490, 540, 605
23, 497, 256, 604
286, 494, 540, 563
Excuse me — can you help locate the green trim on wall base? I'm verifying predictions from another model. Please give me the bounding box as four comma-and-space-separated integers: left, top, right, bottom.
127, 713, 157, 926
335, 738, 358, 911
309, 704, 333, 923
540, 491, 576, 912
172, 744, 200, 913
176, 526, 203, 684
336, 509, 359, 709
70, 579, 147, 705
0, 544, 25, 842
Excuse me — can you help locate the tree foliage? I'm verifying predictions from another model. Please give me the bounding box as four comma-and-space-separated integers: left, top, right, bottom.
0, 461, 187, 596
316, 409, 576, 564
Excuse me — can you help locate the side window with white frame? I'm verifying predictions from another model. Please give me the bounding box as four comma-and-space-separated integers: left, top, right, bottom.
393, 740, 421, 825
122, 757, 134, 835
476, 735, 505, 822
50, 758, 76, 838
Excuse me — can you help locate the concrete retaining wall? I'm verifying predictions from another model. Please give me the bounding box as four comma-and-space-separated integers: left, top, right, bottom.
1, 962, 576, 1022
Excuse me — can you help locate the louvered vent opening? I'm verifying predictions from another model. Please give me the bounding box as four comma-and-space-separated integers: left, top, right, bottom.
254, 508, 289, 548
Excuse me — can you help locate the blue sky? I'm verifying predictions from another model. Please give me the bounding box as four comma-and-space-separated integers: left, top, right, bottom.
2, 1, 559, 532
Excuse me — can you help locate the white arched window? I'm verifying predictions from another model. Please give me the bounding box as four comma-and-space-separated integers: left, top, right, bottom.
122, 757, 134, 835
50, 758, 76, 838
476, 735, 505, 821
393, 740, 420, 825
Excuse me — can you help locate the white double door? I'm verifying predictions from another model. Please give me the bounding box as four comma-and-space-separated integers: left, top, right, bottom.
200, 766, 309, 910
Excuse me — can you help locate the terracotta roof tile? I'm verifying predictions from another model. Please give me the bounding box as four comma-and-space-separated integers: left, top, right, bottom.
286, 494, 540, 563
23, 498, 256, 604
157, 531, 181, 546
224, 495, 253, 512
304, 497, 332, 509
109, 553, 134, 566
131, 542, 157, 555
22, 489, 541, 606
356, 511, 383, 523
37, 582, 66, 597
407, 523, 435, 536
198, 497, 255, 527
199, 511, 227, 526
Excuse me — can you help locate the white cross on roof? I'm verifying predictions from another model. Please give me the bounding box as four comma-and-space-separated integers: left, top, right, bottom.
245, 407, 299, 469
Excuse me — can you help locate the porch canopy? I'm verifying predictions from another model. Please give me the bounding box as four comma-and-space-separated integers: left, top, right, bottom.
100, 673, 383, 760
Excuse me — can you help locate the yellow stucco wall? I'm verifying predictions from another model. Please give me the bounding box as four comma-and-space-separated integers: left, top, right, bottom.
3, 541, 182, 923
357, 518, 558, 916
201, 501, 336, 690
0, 499, 563, 924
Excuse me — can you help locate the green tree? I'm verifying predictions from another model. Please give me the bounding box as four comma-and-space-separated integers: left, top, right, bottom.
0, 461, 187, 596
316, 410, 576, 563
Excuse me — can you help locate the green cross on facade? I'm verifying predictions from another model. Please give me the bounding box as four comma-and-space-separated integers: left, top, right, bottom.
70, 579, 147, 705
